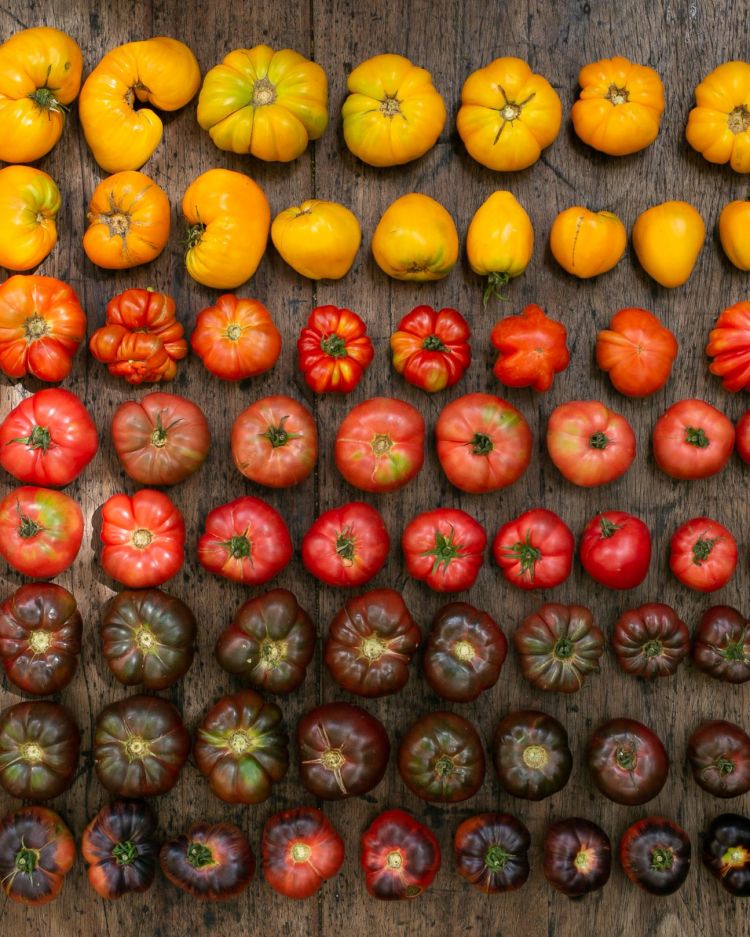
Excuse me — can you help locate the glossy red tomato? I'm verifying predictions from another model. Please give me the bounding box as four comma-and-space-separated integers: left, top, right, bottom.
360, 809, 441, 900
737, 411, 750, 464
0, 700, 80, 800
669, 517, 737, 592
398, 711, 485, 803
390, 305, 472, 392
579, 510, 651, 589
619, 817, 691, 896
612, 604, 690, 679
692, 606, 750, 683
435, 393, 532, 494
587, 717, 669, 806
302, 502, 389, 587
0, 486, 83, 578
454, 813, 531, 894
297, 305, 374, 394
652, 399, 734, 480
231, 395, 317, 487
546, 400, 636, 487
82, 800, 158, 900
492, 508, 574, 590
262, 807, 345, 899
543, 818, 612, 898
160, 821, 255, 901
0, 806, 76, 906
402, 508, 486, 592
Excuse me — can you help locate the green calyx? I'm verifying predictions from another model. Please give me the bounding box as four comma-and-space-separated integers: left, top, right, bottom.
112, 840, 139, 866
320, 333, 347, 358
12, 424, 51, 451
599, 517, 622, 538
423, 527, 462, 574
691, 536, 717, 565
504, 533, 541, 580
422, 334, 446, 352
589, 431, 609, 450
186, 842, 215, 869
685, 426, 709, 448
29, 86, 66, 113
485, 844, 510, 871
470, 432, 494, 456
335, 527, 355, 563
650, 848, 674, 871
261, 415, 300, 449
15, 846, 39, 874
483, 271, 510, 306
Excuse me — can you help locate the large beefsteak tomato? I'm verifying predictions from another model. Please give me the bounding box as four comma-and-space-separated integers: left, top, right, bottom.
231, 395, 317, 487
492, 508, 574, 590
0, 486, 83, 578
402, 508, 486, 592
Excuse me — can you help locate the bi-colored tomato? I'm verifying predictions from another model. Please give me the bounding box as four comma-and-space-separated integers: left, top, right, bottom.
688, 720, 750, 797
686, 62, 750, 172
297, 305, 374, 394
702, 813, 750, 897
390, 305, 471, 393
160, 822, 255, 901
692, 606, 750, 683
587, 718, 669, 806
0, 700, 79, 801
612, 604, 690, 679
546, 400, 636, 487
550, 206, 627, 278
543, 818, 611, 898
398, 711, 485, 803
0, 806, 75, 906
0, 485, 83, 578
707, 302, 750, 392
579, 510, 651, 590
595, 307, 678, 397
620, 818, 691, 896
490, 304, 569, 392
371, 193, 459, 281
653, 399, 734, 479
191, 294, 281, 382
669, 517, 737, 592
361, 809, 441, 900
493, 508, 574, 590
262, 807, 344, 899
82, 800, 158, 900
632, 200, 705, 288
719, 200, 750, 270
302, 502, 389, 588
231, 395, 317, 488
402, 508, 486, 592
0, 166, 60, 270
492, 710, 572, 801
454, 814, 531, 894
272, 200, 360, 280
466, 191, 534, 302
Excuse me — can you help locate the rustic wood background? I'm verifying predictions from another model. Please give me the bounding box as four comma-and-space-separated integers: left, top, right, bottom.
1, 0, 749, 934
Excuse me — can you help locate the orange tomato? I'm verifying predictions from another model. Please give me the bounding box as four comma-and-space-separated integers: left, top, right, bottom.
190, 295, 281, 382
719, 200, 750, 270
596, 308, 678, 397
686, 61, 750, 172
371, 193, 458, 281
632, 201, 705, 288
550, 207, 627, 278
0, 166, 60, 271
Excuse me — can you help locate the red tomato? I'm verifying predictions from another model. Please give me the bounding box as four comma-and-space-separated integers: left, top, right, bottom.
492, 508, 574, 590
360, 809, 441, 900
596, 307, 678, 398
190, 294, 282, 381
262, 807, 345, 899
491, 303, 569, 392
301, 502, 389, 587
669, 517, 738, 592
435, 393, 532, 494
579, 511, 652, 590
198, 495, 292, 585
0, 486, 83, 578
390, 305, 471, 392
652, 399, 734, 480
334, 397, 425, 493
402, 508, 486, 592
707, 301, 750, 392
297, 305, 374, 393
0, 389, 98, 486
546, 400, 636, 487
100, 490, 185, 588
738, 411, 750, 464
231, 395, 317, 488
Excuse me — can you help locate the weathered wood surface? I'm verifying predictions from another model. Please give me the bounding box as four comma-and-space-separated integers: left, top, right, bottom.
1, 0, 749, 934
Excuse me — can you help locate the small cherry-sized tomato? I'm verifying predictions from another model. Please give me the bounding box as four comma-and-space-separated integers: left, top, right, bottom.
271, 199, 361, 280
231, 395, 317, 488
493, 508, 574, 590
702, 813, 750, 897
719, 200, 750, 271
707, 302, 750, 393
612, 604, 690, 679
160, 821, 255, 901
81, 800, 158, 900
361, 809, 441, 900
550, 206, 627, 279
587, 717, 669, 806
653, 399, 734, 480
466, 191, 534, 304
490, 303, 569, 392
669, 517, 737, 592
632, 200, 706, 288
691, 606, 750, 684
190, 294, 281, 381
262, 807, 345, 900
402, 508, 486, 592
297, 305, 374, 394
620, 817, 691, 896
688, 720, 750, 798
371, 193, 459, 282
595, 307, 678, 398
492, 710, 572, 801
0, 806, 76, 906
0, 485, 83, 578
390, 305, 471, 393
398, 711, 485, 803
543, 817, 611, 898
546, 400, 636, 487
738, 411, 750, 463
579, 510, 651, 590
454, 813, 531, 894
302, 502, 389, 588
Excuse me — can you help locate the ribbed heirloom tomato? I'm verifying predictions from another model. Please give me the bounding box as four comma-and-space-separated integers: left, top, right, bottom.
263, 807, 344, 899
546, 400, 636, 487
297, 305, 374, 394
707, 302, 750, 392
398, 711, 485, 803
669, 517, 737, 592
0, 700, 80, 800
231, 395, 317, 487
653, 399, 734, 480
302, 502, 389, 588
619, 818, 691, 896
491, 304, 569, 392
390, 305, 471, 392
692, 606, 750, 683
454, 814, 531, 894
0, 486, 83, 578
493, 508, 574, 590
543, 818, 611, 898
579, 510, 651, 590
360, 809, 440, 900
686, 61, 750, 172
612, 604, 690, 679
160, 822, 255, 901
191, 294, 281, 381
595, 307, 678, 397
82, 800, 158, 900
492, 710, 573, 800
702, 814, 750, 897
402, 508, 486, 592
0, 806, 75, 906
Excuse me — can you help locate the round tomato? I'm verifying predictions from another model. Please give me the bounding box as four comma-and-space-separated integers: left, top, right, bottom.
160, 822, 255, 901
100, 490, 185, 588
334, 397, 425, 493
492, 710, 572, 801
702, 814, 750, 897
692, 606, 750, 683
620, 817, 691, 896
579, 510, 651, 589
360, 809, 440, 900
595, 307, 677, 397
398, 711, 485, 803
737, 411, 750, 464
546, 400, 636, 487
492, 508, 574, 590
390, 305, 471, 393
435, 393, 531, 494
454, 813, 530, 894
262, 807, 344, 899
587, 717, 669, 806
231, 395, 317, 487
653, 399, 734, 480
190, 294, 281, 381
198, 495, 292, 586
688, 720, 750, 798
301, 501, 389, 588
297, 305, 374, 394
0, 485, 83, 578
402, 508, 486, 592
0, 806, 75, 906
81, 800, 158, 900
0, 389, 98, 486
544, 818, 611, 898
0, 700, 79, 800
612, 604, 690, 679
111, 392, 210, 486
669, 517, 737, 592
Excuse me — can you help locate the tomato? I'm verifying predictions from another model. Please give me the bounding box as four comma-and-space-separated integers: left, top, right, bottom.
686, 62, 750, 172
688, 721, 750, 798
543, 818, 611, 898
302, 502, 389, 588
587, 718, 669, 806
0, 485, 83, 578
632, 200, 705, 288
620, 817, 691, 896
111, 392, 210, 486
371, 193, 459, 281
612, 604, 690, 679
669, 517, 737, 592
398, 711, 485, 803
100, 490, 185, 588
231, 395, 317, 487
702, 814, 750, 897
514, 603, 604, 693
550, 207, 627, 279
402, 508, 486, 592
160, 822, 255, 901
191, 294, 281, 382
490, 304, 569, 392
466, 192, 534, 303
719, 200, 750, 271
94, 694, 190, 798
579, 510, 651, 590
334, 397, 425, 493
546, 400, 636, 487
272, 199, 361, 280
595, 307, 678, 397
707, 302, 750, 393
262, 807, 344, 899
297, 305, 374, 394
423, 603, 507, 703
360, 809, 440, 900
0, 275, 85, 382
197, 495, 292, 586
390, 305, 471, 393
0, 700, 79, 800
297, 702, 390, 800
454, 814, 530, 894
653, 399, 734, 480
0, 806, 75, 906
215, 589, 314, 695
492, 508, 574, 590
692, 605, 750, 683
492, 710, 572, 801
435, 393, 532, 494
81, 800, 158, 900
738, 411, 750, 463
0, 583, 82, 695
0, 166, 60, 271
194, 689, 289, 805
324, 588, 420, 698
100, 589, 196, 690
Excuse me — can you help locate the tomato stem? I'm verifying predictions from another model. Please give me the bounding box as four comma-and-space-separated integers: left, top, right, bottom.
714, 756, 736, 776
186, 842, 215, 869
17, 510, 42, 539
483, 271, 511, 306
685, 426, 709, 448
15, 846, 39, 874
643, 639, 662, 659
722, 640, 747, 662
485, 844, 510, 871
650, 847, 674, 871
112, 840, 139, 866
553, 636, 572, 660
262, 415, 300, 449
599, 517, 622, 538
615, 745, 637, 771
434, 754, 455, 777
29, 86, 66, 113
320, 333, 347, 358
13, 424, 51, 451
291, 842, 312, 863
691, 536, 717, 565
505, 533, 541, 579
252, 76, 276, 106
379, 94, 401, 117
722, 845, 750, 869
335, 527, 356, 563
224, 533, 252, 560
605, 83, 630, 105
224, 322, 243, 342
422, 334, 446, 351
522, 744, 549, 769
423, 527, 462, 574
728, 104, 750, 135
470, 432, 494, 455
589, 432, 608, 449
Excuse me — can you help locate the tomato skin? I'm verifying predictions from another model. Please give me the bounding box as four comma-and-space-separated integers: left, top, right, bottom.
492, 710, 572, 801
587, 717, 669, 806
297, 305, 374, 394
596, 307, 677, 397
160, 822, 255, 901
619, 817, 691, 896
0, 485, 83, 578
579, 510, 651, 590
546, 400, 636, 487
491, 303, 570, 392
402, 508, 486, 592
390, 305, 471, 393
302, 502, 389, 588
653, 399, 734, 480
737, 411, 750, 463
550, 207, 627, 279
360, 809, 440, 900
692, 606, 750, 683
702, 814, 750, 897
0, 700, 79, 800
0, 806, 75, 906
262, 807, 344, 899
398, 711, 485, 803
707, 302, 750, 393
612, 604, 690, 679
493, 508, 574, 590
435, 392, 532, 494
687, 721, 750, 797
454, 813, 530, 893
544, 818, 611, 897
669, 517, 737, 592
191, 294, 281, 381
272, 199, 360, 280
231, 395, 317, 488
81, 800, 158, 900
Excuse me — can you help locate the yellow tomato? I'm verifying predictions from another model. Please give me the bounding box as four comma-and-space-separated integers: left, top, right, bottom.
571, 56, 664, 156
371, 193, 458, 282
550, 207, 627, 279
79, 37, 201, 173
341, 53, 446, 167
183, 169, 270, 290
0, 166, 60, 271
466, 191, 533, 302
197, 45, 328, 162
686, 62, 750, 172
0, 27, 83, 163
632, 201, 706, 288
719, 200, 750, 270
271, 200, 360, 280
457, 57, 561, 171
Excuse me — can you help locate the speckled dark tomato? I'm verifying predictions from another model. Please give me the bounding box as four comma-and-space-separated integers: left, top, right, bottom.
160, 821, 255, 901
687, 721, 750, 798
398, 711, 485, 803
612, 603, 690, 679
543, 817, 612, 898
0, 701, 80, 800
82, 800, 158, 899
620, 816, 691, 895
454, 813, 531, 893
0, 806, 75, 905
702, 813, 750, 897
692, 606, 750, 684
587, 718, 669, 806
492, 710, 572, 801
360, 808, 440, 900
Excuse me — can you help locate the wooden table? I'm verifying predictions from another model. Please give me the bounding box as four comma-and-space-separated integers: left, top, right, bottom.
1, 0, 748, 934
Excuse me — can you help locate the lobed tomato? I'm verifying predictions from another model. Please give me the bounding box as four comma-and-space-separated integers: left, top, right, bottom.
454, 813, 531, 894
398, 711, 485, 803
0, 806, 76, 906
262, 807, 344, 899
543, 818, 611, 898
297, 305, 374, 394
492, 710, 572, 801
390, 305, 471, 392
579, 510, 651, 590
652, 399, 734, 480
231, 395, 317, 488
160, 822, 255, 901
619, 817, 691, 896
669, 517, 737, 592
492, 508, 574, 590
491, 303, 569, 392
546, 400, 636, 487
360, 809, 440, 900
81, 800, 158, 900
0, 700, 80, 800
302, 502, 389, 587
692, 606, 750, 683
595, 307, 677, 397
612, 604, 690, 679
402, 508, 486, 592
190, 294, 281, 381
